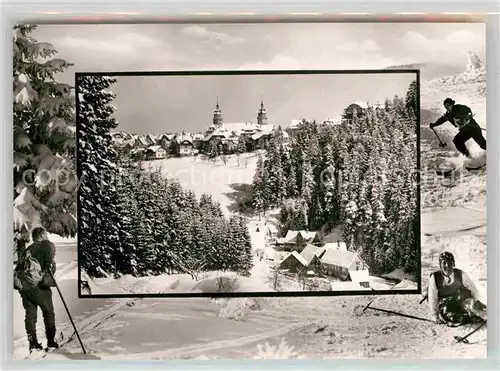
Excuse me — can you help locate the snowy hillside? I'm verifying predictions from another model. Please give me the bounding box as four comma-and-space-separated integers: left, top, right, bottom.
385, 61, 464, 81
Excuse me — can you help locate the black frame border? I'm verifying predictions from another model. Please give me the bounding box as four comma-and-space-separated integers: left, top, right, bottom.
75, 69, 421, 299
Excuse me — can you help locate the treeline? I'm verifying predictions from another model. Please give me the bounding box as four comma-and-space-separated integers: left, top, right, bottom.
78, 76, 253, 278
252, 84, 418, 275
111, 159, 254, 278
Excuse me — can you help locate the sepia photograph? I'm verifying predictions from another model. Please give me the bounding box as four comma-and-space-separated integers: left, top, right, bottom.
76, 70, 420, 296
12, 21, 486, 361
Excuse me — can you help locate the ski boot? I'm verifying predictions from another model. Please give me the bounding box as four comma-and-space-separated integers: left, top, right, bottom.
28, 333, 44, 353
46, 328, 59, 350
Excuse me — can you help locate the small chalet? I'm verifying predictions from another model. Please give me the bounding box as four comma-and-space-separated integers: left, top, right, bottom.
176, 132, 194, 156
159, 134, 176, 150
265, 224, 278, 240
287, 119, 303, 139
320, 249, 369, 281
280, 230, 322, 253
279, 251, 308, 273
145, 145, 167, 160
191, 133, 204, 150
341, 101, 385, 124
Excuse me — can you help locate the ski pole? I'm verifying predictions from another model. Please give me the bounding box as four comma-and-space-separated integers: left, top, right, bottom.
48, 271, 87, 354
419, 295, 428, 304
431, 127, 447, 147
362, 302, 434, 323
454, 321, 486, 344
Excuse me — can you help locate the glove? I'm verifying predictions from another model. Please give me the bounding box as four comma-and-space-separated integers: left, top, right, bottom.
434, 316, 446, 325
429, 122, 436, 128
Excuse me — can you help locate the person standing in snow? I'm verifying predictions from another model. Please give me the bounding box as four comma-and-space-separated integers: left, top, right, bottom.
429, 98, 486, 158
17, 227, 59, 352
428, 251, 486, 326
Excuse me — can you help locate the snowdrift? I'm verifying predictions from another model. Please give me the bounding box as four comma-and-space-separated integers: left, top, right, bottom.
88, 271, 273, 295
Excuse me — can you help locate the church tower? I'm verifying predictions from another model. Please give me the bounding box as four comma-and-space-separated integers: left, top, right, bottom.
257, 96, 268, 126
213, 97, 223, 127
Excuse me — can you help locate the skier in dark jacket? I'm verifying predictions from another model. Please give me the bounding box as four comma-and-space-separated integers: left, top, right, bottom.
429, 98, 486, 157
18, 227, 59, 352
428, 251, 486, 326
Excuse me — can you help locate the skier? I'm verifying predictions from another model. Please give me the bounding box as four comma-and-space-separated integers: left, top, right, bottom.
429, 98, 486, 158
428, 251, 486, 326
17, 227, 59, 352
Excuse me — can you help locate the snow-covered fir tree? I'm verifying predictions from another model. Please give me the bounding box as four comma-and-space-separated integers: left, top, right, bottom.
251, 81, 419, 276
13, 25, 77, 255
77, 75, 122, 277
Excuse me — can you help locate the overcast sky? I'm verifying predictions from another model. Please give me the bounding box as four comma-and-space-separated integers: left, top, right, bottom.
33, 22, 485, 133
95, 73, 415, 134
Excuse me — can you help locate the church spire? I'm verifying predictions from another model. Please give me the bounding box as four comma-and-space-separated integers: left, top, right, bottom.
213, 96, 223, 127
257, 95, 267, 126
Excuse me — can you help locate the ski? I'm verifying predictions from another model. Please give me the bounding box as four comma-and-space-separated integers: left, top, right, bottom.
465, 165, 486, 171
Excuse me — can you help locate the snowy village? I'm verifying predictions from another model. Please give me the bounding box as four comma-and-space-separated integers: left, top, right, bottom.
75, 73, 420, 295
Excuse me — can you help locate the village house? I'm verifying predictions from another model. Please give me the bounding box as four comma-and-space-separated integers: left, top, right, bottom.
279, 251, 308, 274
264, 224, 278, 241
286, 119, 303, 139
158, 134, 176, 153
145, 145, 167, 160
278, 230, 323, 253
176, 132, 194, 156
320, 249, 369, 281
191, 133, 204, 150
341, 101, 385, 124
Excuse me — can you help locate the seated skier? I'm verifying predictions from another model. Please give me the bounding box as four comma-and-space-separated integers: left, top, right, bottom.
428, 251, 486, 326
429, 98, 486, 158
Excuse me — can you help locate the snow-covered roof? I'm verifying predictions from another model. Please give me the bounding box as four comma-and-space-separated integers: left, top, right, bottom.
177, 133, 193, 144
289, 119, 302, 129
282, 251, 308, 267
322, 117, 342, 126
320, 249, 360, 268
349, 101, 370, 110
283, 230, 319, 244
146, 133, 157, 142
130, 148, 145, 154
322, 242, 347, 251
192, 133, 204, 140
146, 145, 164, 152
349, 269, 370, 284
300, 244, 327, 265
